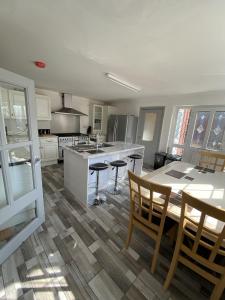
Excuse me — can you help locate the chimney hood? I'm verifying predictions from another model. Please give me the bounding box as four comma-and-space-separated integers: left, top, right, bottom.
52, 93, 87, 116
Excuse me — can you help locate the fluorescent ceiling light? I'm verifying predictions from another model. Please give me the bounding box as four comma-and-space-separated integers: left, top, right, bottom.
105, 73, 141, 92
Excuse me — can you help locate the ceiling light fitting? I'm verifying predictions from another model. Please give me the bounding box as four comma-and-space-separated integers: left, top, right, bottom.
105, 73, 141, 92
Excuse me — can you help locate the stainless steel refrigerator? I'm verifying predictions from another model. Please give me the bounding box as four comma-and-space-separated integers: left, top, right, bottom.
107, 115, 138, 143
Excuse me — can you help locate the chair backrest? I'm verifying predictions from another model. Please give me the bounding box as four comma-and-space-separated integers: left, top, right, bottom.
179, 191, 225, 276
128, 170, 171, 234
199, 150, 225, 172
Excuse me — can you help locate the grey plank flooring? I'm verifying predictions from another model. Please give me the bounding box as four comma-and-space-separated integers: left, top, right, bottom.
0, 164, 222, 300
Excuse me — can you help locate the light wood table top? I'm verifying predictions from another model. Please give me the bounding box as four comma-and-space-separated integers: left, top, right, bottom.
143, 161, 225, 235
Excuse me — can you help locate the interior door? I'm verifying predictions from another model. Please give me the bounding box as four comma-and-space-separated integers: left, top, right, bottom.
0, 68, 44, 264
137, 107, 164, 168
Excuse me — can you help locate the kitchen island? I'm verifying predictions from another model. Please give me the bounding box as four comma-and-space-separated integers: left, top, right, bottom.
63, 142, 144, 206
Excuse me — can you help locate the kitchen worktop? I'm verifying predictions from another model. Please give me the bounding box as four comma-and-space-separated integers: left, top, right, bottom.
63, 142, 145, 205
63, 142, 144, 159
38, 134, 57, 139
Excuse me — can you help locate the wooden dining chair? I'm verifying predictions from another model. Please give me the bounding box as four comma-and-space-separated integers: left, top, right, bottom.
199, 150, 225, 172
126, 170, 172, 273
164, 191, 225, 300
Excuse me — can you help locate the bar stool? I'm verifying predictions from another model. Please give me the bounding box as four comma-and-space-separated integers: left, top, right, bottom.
110, 160, 127, 195
128, 154, 143, 173
89, 163, 108, 205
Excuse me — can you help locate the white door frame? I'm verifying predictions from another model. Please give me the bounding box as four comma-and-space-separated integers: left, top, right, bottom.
0, 68, 44, 264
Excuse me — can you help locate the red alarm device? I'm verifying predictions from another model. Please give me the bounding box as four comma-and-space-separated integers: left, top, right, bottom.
34, 60, 46, 69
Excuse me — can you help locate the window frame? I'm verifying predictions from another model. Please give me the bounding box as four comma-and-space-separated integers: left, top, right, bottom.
169, 106, 192, 156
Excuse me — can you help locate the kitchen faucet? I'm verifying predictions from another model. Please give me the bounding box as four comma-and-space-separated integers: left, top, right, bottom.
96, 133, 100, 151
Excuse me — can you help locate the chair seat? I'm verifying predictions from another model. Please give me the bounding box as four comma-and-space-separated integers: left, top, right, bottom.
89, 163, 108, 171
129, 154, 142, 160
110, 160, 127, 167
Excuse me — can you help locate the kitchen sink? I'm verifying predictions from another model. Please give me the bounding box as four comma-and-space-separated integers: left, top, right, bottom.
87, 149, 105, 154
67, 143, 113, 154
101, 143, 114, 147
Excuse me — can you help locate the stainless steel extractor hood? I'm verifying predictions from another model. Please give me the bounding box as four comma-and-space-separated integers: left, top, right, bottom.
52, 93, 87, 116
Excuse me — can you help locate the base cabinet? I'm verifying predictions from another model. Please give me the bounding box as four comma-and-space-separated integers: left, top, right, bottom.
39, 136, 58, 166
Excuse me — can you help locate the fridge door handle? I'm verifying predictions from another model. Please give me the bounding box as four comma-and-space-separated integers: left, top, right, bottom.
115, 118, 118, 141
113, 118, 117, 142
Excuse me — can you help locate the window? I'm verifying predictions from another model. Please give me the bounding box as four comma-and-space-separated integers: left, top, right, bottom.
171, 108, 191, 156
171, 106, 225, 160
191, 111, 210, 148
142, 112, 157, 141
207, 112, 225, 150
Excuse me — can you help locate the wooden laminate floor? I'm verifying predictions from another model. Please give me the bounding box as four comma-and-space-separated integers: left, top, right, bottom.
0, 164, 221, 300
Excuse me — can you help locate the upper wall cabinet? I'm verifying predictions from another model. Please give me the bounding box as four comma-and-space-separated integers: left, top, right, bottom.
93, 104, 103, 131
9, 90, 27, 119
1, 89, 51, 121
36, 94, 51, 120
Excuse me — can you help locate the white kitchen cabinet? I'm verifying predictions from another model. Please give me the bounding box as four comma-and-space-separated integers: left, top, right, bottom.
39, 136, 58, 166
36, 94, 51, 120
103, 105, 117, 134
9, 90, 27, 120
93, 104, 103, 132
1, 90, 52, 121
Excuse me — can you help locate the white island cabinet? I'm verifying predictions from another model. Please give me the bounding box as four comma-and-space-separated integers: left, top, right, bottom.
63, 142, 144, 206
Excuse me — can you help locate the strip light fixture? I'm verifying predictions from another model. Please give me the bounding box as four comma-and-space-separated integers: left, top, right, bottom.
105, 73, 141, 92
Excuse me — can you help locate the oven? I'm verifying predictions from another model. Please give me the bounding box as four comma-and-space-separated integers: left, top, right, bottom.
57, 135, 89, 161
58, 136, 74, 161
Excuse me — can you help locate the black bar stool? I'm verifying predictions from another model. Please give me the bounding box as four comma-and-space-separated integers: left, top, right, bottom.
128, 154, 143, 173
89, 163, 108, 205
110, 160, 127, 195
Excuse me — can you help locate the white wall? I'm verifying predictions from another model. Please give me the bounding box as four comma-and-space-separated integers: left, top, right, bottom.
110, 90, 225, 152
35, 88, 104, 134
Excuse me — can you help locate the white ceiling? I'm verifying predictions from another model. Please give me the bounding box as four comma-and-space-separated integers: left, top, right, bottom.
1, 0, 225, 101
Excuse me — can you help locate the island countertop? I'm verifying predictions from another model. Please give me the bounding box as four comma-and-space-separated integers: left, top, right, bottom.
63, 142, 144, 159
64, 141, 145, 205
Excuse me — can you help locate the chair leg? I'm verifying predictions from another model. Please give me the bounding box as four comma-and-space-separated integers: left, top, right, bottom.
210, 275, 225, 300
163, 244, 180, 290
167, 223, 178, 245
151, 239, 161, 273
132, 159, 136, 172
126, 217, 133, 248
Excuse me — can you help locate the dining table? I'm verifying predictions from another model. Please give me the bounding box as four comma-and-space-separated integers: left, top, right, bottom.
142, 161, 225, 237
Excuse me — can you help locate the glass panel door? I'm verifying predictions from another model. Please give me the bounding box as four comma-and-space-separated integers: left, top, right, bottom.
0, 68, 44, 264
182, 106, 225, 163
93, 105, 103, 131
207, 112, 225, 150
0, 153, 7, 209
190, 111, 210, 148
137, 107, 164, 168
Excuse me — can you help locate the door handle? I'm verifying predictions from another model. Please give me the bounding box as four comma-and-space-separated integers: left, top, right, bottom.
34, 157, 41, 164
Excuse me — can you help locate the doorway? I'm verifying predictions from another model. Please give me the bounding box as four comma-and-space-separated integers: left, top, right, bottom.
137, 107, 164, 168
0, 68, 44, 264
